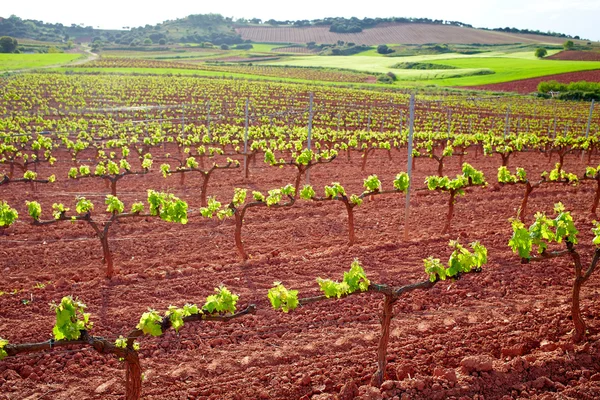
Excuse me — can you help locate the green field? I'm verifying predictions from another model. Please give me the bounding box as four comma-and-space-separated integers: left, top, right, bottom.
265, 50, 600, 86
0, 54, 82, 72
425, 57, 600, 86
251, 43, 291, 52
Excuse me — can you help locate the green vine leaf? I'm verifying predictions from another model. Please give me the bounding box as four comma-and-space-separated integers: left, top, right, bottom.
51, 296, 93, 341
268, 282, 299, 313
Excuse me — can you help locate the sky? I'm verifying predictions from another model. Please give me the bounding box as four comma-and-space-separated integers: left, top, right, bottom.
3, 0, 600, 41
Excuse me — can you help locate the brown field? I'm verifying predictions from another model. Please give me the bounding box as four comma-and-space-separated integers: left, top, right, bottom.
462, 69, 600, 94
236, 23, 570, 45
548, 50, 600, 61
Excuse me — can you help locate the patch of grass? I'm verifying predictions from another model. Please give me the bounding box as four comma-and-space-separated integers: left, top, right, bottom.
0, 54, 81, 71
266, 55, 485, 79
351, 48, 387, 57
427, 57, 600, 86
250, 43, 290, 52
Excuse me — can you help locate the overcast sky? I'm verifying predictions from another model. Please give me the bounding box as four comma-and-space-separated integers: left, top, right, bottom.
3, 0, 599, 41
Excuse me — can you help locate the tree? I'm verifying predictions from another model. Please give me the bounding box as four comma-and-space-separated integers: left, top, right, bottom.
0, 36, 18, 53
535, 47, 548, 58
376, 44, 394, 55
563, 40, 574, 50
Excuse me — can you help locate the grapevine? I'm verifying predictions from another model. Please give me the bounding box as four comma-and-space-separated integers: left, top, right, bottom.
27, 191, 188, 277
2, 289, 254, 400
269, 244, 486, 387
300, 173, 409, 245
0, 202, 18, 229
425, 163, 486, 233
509, 203, 597, 342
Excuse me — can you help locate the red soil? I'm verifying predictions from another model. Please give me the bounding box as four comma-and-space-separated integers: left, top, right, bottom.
462, 69, 600, 94
548, 51, 600, 61
2, 148, 600, 399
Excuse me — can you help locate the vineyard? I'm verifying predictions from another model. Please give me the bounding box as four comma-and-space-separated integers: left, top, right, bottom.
70, 57, 376, 84
2, 73, 600, 399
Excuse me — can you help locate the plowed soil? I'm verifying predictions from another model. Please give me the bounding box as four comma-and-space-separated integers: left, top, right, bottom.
2, 148, 600, 400
236, 24, 569, 46
548, 51, 600, 62
462, 69, 600, 94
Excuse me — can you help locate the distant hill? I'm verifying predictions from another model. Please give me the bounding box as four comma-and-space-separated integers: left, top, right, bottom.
235, 23, 575, 46
0, 15, 99, 43
0, 13, 586, 48
0, 14, 243, 46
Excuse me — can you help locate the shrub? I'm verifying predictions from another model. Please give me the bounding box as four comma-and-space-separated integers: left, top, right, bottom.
563, 40, 574, 50
234, 43, 253, 50
376, 44, 394, 55
377, 74, 394, 84
534, 47, 547, 58
538, 80, 567, 93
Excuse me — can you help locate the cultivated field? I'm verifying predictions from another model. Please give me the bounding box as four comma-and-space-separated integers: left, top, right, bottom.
548, 50, 600, 61
236, 23, 571, 46
265, 52, 600, 86
464, 70, 600, 94
2, 73, 600, 399
0, 54, 82, 72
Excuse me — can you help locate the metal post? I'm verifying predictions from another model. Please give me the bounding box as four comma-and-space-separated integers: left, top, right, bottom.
181, 105, 185, 135
504, 105, 511, 138
404, 94, 415, 241
585, 100, 595, 138
306, 92, 314, 184
367, 107, 372, 132
145, 109, 149, 137
206, 101, 211, 141
447, 108, 452, 139
243, 98, 249, 178
582, 100, 596, 161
